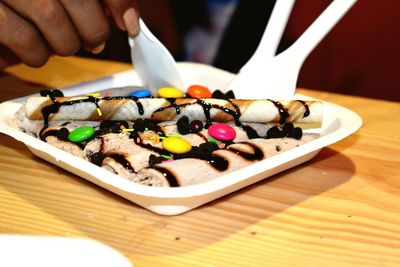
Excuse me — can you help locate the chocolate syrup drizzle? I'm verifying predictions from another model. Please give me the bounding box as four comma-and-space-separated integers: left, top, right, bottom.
39, 95, 143, 140
38, 94, 310, 187
152, 166, 180, 187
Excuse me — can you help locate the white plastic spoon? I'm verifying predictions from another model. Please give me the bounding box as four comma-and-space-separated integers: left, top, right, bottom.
129, 19, 183, 94
229, 0, 358, 100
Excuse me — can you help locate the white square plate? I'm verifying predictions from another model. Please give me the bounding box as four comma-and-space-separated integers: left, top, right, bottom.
0, 63, 362, 215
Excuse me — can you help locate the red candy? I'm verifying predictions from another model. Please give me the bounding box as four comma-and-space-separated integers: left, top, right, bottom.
208, 123, 236, 141
187, 85, 212, 98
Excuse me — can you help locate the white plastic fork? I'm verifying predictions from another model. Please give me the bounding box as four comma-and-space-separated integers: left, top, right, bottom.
231, 0, 296, 82
128, 19, 183, 94
229, 0, 358, 100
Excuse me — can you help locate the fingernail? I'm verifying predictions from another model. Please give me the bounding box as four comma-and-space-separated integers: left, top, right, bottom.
123, 8, 140, 36
91, 43, 106, 54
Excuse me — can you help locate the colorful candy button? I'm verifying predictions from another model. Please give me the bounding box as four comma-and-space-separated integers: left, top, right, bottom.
208, 123, 236, 141
68, 126, 95, 143
162, 136, 192, 154
157, 87, 184, 98
129, 89, 152, 98
187, 85, 212, 98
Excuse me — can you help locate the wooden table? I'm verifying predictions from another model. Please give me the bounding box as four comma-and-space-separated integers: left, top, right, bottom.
1, 56, 399, 266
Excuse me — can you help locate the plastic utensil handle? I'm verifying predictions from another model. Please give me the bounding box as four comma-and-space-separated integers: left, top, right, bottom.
138, 19, 159, 43
288, 0, 358, 62
250, 0, 296, 60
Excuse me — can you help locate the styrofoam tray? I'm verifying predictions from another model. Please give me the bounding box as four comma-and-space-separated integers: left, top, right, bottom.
0, 63, 362, 215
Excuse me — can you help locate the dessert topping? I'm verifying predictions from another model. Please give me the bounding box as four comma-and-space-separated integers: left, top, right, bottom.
157, 87, 184, 98
266, 123, 303, 140
208, 123, 236, 141
128, 89, 152, 98
189, 120, 203, 133
68, 126, 95, 143
162, 136, 192, 154
187, 85, 212, 98
212, 89, 235, 99
57, 127, 70, 141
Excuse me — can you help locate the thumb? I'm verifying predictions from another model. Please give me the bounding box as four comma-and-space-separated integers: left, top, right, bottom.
103, 0, 140, 36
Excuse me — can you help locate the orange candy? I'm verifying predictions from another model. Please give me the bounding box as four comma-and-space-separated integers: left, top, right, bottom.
187, 85, 212, 98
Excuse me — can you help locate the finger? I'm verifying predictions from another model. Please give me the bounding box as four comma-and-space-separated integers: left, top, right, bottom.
59, 0, 110, 52
0, 3, 50, 67
0, 44, 20, 69
103, 0, 140, 36
3, 0, 81, 56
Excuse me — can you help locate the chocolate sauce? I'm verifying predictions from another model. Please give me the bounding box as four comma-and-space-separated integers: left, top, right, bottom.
207, 154, 229, 171
269, 100, 290, 124
60, 121, 71, 126
228, 142, 264, 161
166, 98, 181, 114
152, 99, 242, 129
106, 154, 136, 173
152, 166, 180, 187
39, 98, 62, 140
198, 99, 242, 128
195, 132, 209, 142
41, 129, 59, 140
298, 100, 310, 118
39, 95, 144, 140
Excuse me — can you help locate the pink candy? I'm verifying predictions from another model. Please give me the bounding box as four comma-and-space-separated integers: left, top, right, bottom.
208, 123, 236, 141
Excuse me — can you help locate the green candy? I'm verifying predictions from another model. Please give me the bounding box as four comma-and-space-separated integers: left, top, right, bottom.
207, 138, 218, 143
68, 126, 95, 143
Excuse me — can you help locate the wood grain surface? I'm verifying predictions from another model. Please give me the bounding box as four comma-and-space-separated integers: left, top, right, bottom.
0, 56, 399, 267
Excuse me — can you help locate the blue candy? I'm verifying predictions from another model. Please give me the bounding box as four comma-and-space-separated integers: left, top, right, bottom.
128, 89, 152, 98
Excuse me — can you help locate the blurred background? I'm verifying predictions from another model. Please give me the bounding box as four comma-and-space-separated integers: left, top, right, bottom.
78, 0, 400, 102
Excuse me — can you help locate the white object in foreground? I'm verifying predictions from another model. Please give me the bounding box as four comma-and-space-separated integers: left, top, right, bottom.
0, 235, 133, 267
229, 0, 358, 100
129, 19, 183, 94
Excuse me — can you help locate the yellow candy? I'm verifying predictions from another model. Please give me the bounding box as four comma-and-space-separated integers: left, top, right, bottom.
162, 136, 192, 154
157, 87, 184, 98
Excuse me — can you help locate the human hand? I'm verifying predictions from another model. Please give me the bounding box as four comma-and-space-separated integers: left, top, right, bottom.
0, 0, 140, 69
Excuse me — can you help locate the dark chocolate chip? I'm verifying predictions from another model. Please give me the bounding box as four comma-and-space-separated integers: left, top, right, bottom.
290, 127, 303, 140
91, 152, 105, 166
177, 116, 189, 125
190, 120, 203, 133
177, 116, 190, 135
57, 127, 69, 141
266, 126, 285, 139
148, 154, 163, 166
243, 125, 259, 139
199, 142, 217, 154
144, 119, 156, 131
99, 120, 113, 129
225, 90, 235, 99
51, 89, 64, 97
178, 124, 190, 135
40, 90, 51, 97
95, 128, 110, 136
282, 123, 294, 136
133, 118, 145, 132
212, 89, 225, 99
110, 123, 123, 133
